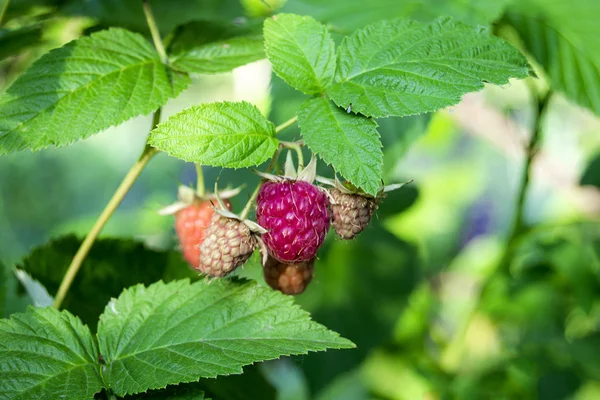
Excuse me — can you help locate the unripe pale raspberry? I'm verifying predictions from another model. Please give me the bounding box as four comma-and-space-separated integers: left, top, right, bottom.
256, 180, 330, 263
330, 188, 377, 239
263, 256, 314, 295
175, 200, 231, 268
198, 214, 256, 277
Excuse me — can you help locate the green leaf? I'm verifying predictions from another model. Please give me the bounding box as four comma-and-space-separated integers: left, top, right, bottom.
127, 385, 206, 399
18, 235, 196, 331
198, 365, 276, 400
69, 0, 245, 35
0, 28, 190, 155
505, 0, 600, 116
581, 152, 600, 188
126, 365, 275, 400
298, 97, 382, 196
293, 225, 420, 392
1, 263, 31, 318
264, 13, 336, 95
282, 0, 509, 31
148, 101, 278, 168
0, 307, 102, 399
0, 263, 6, 317
327, 17, 531, 118
98, 279, 354, 396
168, 20, 265, 74
379, 114, 430, 176
0, 24, 43, 60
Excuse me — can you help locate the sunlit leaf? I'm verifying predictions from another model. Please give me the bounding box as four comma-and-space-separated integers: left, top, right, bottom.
148, 101, 278, 168
327, 17, 530, 117
99, 279, 354, 396
0, 28, 189, 155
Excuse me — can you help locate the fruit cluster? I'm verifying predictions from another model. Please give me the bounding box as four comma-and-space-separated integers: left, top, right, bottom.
163, 156, 400, 295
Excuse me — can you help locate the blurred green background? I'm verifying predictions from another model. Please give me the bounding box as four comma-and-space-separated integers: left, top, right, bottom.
2, 0, 600, 399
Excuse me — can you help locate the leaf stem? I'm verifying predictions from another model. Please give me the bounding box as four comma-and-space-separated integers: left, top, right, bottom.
275, 116, 298, 134
142, 0, 168, 64
195, 164, 205, 197
0, 0, 10, 27
53, 111, 162, 309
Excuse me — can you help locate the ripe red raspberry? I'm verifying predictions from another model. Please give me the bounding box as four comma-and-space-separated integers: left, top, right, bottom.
174, 199, 231, 269
330, 188, 377, 239
198, 213, 256, 277
256, 180, 330, 263
263, 256, 314, 295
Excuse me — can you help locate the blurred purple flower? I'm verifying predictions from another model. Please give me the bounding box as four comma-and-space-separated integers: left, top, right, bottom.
460, 198, 495, 247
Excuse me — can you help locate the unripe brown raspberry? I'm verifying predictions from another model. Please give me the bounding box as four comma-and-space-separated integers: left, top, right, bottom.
198, 214, 256, 277
330, 188, 378, 239
263, 256, 315, 295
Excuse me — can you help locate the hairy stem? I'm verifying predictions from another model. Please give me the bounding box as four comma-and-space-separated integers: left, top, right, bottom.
53, 112, 161, 309
195, 164, 205, 197
142, 0, 168, 64
0, 0, 10, 27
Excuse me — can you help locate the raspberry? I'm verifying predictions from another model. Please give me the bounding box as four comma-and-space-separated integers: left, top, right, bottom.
330, 188, 377, 239
198, 214, 256, 277
263, 256, 314, 295
174, 200, 231, 268
256, 180, 330, 263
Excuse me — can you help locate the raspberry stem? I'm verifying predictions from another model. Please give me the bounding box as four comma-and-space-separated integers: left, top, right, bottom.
142, 0, 168, 64
53, 141, 159, 309
195, 164, 205, 197
54, 1, 170, 309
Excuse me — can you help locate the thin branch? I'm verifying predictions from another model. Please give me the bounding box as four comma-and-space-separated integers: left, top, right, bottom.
53, 111, 162, 309
195, 164, 205, 197
142, 0, 168, 64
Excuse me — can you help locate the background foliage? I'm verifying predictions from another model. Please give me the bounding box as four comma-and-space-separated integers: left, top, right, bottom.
1, 0, 600, 399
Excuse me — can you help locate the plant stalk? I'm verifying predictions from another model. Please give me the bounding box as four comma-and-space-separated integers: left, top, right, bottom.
195, 164, 205, 197
53, 112, 161, 309
142, 0, 168, 64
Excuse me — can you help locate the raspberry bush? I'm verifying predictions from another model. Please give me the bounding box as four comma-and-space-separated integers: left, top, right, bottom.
2, 0, 599, 399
